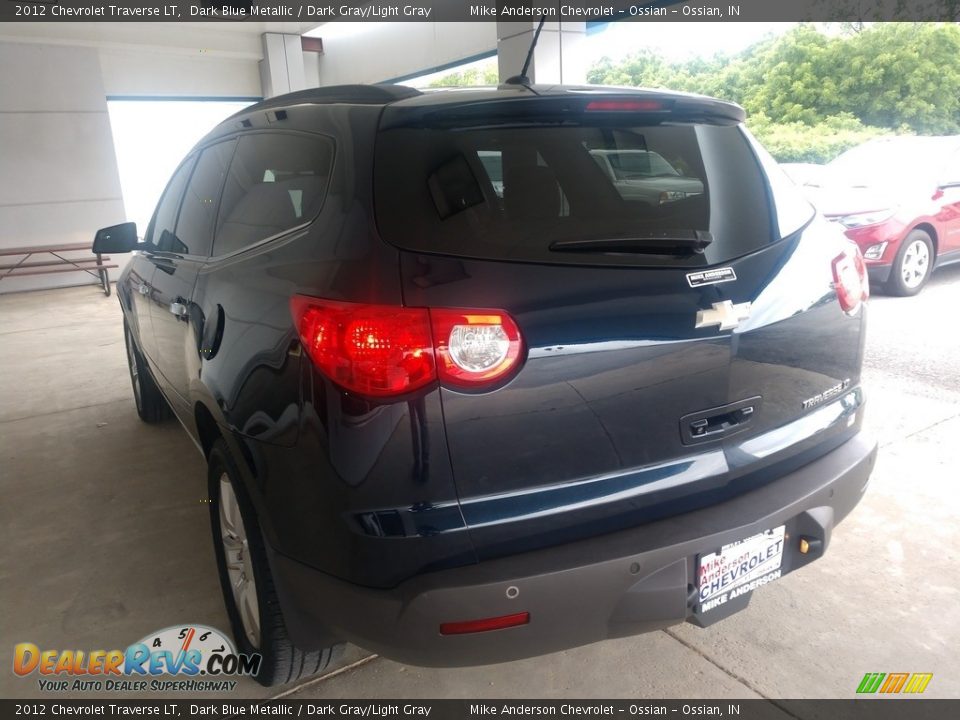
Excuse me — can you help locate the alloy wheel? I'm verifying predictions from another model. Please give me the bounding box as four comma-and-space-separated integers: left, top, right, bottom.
900, 239, 930, 289
219, 474, 261, 648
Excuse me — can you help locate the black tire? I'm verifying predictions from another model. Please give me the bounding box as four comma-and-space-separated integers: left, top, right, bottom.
207, 439, 343, 686
886, 229, 934, 296
124, 321, 168, 423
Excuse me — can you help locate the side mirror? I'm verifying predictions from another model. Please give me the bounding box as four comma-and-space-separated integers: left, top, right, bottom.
93, 222, 137, 254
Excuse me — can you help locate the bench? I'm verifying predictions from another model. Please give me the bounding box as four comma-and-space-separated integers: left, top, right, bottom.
0, 242, 118, 296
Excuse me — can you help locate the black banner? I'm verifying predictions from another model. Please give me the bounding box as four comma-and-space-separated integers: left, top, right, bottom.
2, 700, 959, 719
1, 0, 959, 23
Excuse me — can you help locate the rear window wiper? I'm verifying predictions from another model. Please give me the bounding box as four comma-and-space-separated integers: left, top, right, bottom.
549, 230, 712, 255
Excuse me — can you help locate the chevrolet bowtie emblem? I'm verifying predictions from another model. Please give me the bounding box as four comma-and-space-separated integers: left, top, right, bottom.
695, 300, 752, 331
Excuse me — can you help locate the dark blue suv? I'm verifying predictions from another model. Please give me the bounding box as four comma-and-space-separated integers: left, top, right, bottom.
94, 84, 877, 685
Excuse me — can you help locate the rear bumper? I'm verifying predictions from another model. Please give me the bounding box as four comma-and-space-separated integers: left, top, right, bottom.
270, 432, 876, 666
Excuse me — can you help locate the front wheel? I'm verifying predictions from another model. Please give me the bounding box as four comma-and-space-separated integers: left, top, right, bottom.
886, 230, 934, 296
207, 439, 342, 686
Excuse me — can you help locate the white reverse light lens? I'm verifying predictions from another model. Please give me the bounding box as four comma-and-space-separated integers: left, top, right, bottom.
448, 325, 510, 373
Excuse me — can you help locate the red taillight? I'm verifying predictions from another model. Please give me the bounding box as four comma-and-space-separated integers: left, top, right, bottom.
439, 612, 530, 636
290, 297, 435, 397
291, 296, 524, 397
832, 245, 870, 314
431, 309, 523, 390
585, 99, 664, 112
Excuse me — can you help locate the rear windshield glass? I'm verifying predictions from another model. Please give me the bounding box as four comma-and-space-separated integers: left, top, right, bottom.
375, 122, 778, 267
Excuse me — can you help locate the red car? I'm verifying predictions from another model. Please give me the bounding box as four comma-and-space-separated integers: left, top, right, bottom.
807, 136, 960, 295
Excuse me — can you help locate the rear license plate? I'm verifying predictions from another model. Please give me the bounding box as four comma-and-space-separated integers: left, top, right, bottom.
697, 526, 786, 612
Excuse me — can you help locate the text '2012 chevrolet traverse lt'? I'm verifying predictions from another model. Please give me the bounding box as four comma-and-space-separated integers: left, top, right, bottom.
93, 84, 877, 686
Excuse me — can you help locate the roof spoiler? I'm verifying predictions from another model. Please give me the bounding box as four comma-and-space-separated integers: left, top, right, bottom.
230, 84, 423, 119
380, 92, 746, 130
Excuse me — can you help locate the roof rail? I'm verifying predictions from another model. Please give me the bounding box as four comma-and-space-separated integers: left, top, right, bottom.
238, 84, 423, 115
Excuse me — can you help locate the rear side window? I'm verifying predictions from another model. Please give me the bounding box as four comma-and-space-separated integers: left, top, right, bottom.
742, 129, 814, 238
145, 157, 194, 249
375, 122, 776, 267
172, 140, 236, 257
213, 132, 334, 257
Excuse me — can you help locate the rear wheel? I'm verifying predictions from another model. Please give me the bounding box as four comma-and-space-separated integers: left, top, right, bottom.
886, 230, 933, 296
207, 439, 342, 686
124, 321, 167, 423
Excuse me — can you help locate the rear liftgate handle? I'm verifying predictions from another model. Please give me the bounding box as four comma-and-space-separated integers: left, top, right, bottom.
681, 397, 761, 445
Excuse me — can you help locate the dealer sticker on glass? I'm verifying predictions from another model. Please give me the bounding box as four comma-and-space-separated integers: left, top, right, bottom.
697, 526, 786, 613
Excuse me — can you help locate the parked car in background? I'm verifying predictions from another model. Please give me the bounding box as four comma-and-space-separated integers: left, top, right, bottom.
780, 162, 824, 189
92, 84, 876, 685
806, 136, 960, 295
589, 148, 704, 205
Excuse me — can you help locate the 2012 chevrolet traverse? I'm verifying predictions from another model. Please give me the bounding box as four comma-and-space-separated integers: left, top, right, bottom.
94, 84, 877, 685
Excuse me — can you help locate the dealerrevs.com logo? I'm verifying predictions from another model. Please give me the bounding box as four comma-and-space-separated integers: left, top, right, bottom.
13, 625, 261, 692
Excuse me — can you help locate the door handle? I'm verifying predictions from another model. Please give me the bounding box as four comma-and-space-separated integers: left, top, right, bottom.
689, 406, 753, 439
169, 302, 188, 318
680, 396, 761, 445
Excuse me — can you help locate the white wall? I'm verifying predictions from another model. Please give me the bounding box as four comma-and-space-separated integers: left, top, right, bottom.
497, 22, 588, 85
0, 23, 277, 292
307, 23, 497, 85
0, 42, 126, 294
2, 22, 291, 98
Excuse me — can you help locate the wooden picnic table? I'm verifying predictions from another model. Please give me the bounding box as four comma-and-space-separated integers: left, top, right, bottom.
0, 242, 118, 296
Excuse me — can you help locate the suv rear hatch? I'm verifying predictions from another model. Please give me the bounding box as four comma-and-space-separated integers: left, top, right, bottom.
375, 90, 867, 559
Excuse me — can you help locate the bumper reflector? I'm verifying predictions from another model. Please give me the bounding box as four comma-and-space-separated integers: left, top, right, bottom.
439, 612, 530, 636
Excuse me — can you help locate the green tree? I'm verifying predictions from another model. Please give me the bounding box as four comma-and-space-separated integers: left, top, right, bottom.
586, 22, 960, 160
428, 64, 499, 88
837, 23, 960, 132
748, 112, 894, 163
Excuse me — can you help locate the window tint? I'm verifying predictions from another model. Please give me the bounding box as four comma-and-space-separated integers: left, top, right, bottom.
170, 140, 236, 257
592, 150, 680, 181
478, 151, 503, 197
144, 158, 194, 248
375, 123, 773, 267
213, 133, 334, 257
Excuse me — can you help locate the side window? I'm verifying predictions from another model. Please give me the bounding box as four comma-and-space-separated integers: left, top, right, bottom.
214, 133, 335, 257
170, 140, 236, 257
741, 128, 814, 238
584, 147, 700, 205
500, 149, 569, 220
477, 151, 504, 198
475, 148, 569, 219
144, 158, 194, 248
